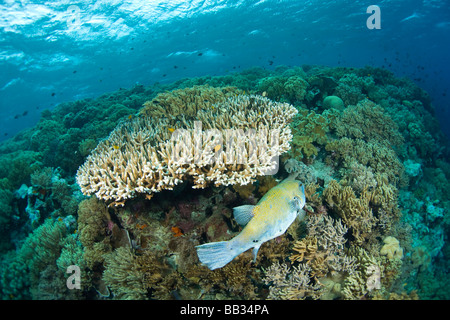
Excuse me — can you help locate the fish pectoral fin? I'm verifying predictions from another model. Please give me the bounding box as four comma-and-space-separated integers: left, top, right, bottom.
297, 209, 306, 221
252, 244, 261, 263
233, 205, 255, 226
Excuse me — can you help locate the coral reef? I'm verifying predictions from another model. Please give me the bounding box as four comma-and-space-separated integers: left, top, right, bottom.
0, 65, 449, 300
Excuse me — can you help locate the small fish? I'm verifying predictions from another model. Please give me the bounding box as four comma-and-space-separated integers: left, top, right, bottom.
168, 127, 175, 133
400, 12, 421, 23
196, 179, 306, 270
113, 145, 120, 150
172, 226, 183, 237
214, 144, 221, 152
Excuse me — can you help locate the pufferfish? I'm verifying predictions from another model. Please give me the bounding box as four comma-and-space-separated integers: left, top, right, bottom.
196, 178, 306, 270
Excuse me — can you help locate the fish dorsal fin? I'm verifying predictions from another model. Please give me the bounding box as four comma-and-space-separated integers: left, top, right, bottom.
233, 205, 255, 226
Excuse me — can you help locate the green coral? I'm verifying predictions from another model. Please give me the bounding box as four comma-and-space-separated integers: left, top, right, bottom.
0, 188, 14, 226
290, 109, 334, 160
0, 218, 81, 299
333, 99, 404, 146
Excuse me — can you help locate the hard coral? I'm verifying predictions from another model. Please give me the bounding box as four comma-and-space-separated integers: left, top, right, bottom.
322, 95, 344, 111
290, 109, 331, 161
323, 180, 377, 245
263, 261, 323, 300
76, 88, 298, 206
331, 99, 403, 147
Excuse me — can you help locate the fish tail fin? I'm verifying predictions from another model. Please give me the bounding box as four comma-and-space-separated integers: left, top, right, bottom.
196, 240, 240, 270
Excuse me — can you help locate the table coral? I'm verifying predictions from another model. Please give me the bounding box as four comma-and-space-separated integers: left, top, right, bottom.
76, 88, 297, 206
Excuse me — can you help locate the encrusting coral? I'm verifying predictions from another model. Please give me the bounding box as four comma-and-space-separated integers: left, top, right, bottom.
76, 86, 298, 206
380, 236, 403, 260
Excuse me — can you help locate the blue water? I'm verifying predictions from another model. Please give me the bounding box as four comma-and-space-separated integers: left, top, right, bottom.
1, 0, 449, 141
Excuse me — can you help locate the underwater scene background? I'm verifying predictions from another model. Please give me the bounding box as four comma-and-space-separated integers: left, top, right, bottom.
0, 0, 449, 300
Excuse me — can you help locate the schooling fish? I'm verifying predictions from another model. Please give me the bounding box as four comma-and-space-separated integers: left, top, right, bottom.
196, 179, 306, 270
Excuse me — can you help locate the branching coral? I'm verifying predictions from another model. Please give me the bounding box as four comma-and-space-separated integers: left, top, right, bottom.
18, 219, 67, 284
341, 248, 382, 299
140, 85, 241, 119
77, 88, 297, 206
331, 99, 404, 147
326, 137, 405, 186
0, 219, 76, 299
290, 215, 357, 279
290, 109, 332, 160
263, 261, 323, 299
0, 64, 447, 300
334, 74, 375, 106
203, 254, 260, 298
323, 180, 377, 244
322, 175, 400, 245
257, 75, 308, 104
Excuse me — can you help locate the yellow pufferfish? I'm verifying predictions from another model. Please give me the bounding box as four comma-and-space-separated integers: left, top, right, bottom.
196, 178, 306, 270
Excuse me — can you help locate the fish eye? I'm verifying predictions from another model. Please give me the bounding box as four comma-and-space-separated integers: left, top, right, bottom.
293, 196, 298, 200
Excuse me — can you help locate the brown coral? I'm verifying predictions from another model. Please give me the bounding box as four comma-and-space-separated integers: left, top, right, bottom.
323, 180, 377, 244
102, 247, 170, 300
263, 261, 323, 300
